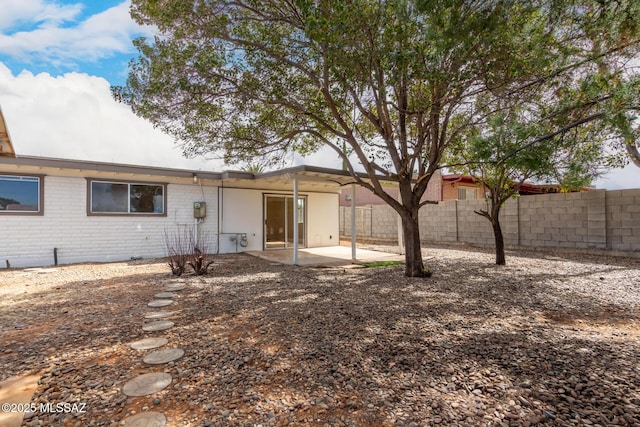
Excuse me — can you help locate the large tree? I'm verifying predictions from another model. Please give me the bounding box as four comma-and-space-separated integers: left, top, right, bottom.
114, 0, 640, 277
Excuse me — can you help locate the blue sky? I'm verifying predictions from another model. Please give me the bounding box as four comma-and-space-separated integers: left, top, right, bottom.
0, 0, 638, 188
0, 0, 143, 86
0, 0, 220, 171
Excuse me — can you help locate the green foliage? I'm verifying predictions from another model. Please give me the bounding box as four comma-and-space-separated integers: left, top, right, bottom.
361, 260, 404, 268
115, 0, 640, 188
114, 0, 640, 275
241, 162, 267, 174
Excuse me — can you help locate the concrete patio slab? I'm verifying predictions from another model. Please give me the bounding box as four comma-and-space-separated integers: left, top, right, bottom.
246, 245, 404, 267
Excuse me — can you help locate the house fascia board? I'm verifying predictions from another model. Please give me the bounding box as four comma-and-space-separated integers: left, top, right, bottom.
0, 155, 396, 191
0, 155, 223, 181
255, 165, 398, 186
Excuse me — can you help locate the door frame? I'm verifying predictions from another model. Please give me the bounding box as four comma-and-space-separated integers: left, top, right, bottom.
263, 193, 307, 250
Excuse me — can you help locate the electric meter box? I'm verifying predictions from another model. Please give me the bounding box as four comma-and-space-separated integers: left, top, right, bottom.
193, 202, 206, 218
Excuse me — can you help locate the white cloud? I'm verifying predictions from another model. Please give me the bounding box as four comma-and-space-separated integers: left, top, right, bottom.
0, 1, 83, 31
0, 63, 219, 171
0, 1, 152, 62
0, 61, 637, 188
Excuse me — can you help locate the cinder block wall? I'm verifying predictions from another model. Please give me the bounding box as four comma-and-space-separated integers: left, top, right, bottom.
419, 201, 457, 242
606, 189, 640, 251
340, 189, 640, 253
342, 205, 397, 239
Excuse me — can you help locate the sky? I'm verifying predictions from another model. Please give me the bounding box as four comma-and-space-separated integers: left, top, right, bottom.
0, 0, 639, 189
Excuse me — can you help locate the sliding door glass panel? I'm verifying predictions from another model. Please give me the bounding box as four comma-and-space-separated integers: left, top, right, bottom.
265, 196, 286, 249
296, 197, 305, 246
265, 195, 306, 249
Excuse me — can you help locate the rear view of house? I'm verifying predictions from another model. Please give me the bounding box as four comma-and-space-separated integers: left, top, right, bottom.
0, 155, 352, 268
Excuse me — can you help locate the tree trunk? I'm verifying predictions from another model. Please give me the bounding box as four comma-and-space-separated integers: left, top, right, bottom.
401, 214, 432, 277
476, 200, 507, 266
492, 218, 506, 265
627, 142, 640, 168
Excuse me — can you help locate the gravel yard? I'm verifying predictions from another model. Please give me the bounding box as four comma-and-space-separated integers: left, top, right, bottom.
1, 245, 639, 426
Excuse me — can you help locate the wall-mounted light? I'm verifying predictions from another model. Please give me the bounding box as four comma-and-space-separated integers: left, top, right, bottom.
192, 173, 199, 184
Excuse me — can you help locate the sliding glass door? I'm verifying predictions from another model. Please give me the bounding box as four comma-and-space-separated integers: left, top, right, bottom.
264, 195, 305, 249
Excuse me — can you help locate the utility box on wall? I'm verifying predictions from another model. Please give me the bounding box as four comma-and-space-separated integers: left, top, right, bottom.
193, 202, 206, 218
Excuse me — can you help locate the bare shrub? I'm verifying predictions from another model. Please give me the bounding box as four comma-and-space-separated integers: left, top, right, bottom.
189, 229, 215, 275
165, 226, 216, 276
164, 227, 190, 276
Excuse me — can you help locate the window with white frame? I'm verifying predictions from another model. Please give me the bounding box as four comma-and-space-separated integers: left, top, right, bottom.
89, 180, 165, 215
0, 174, 42, 214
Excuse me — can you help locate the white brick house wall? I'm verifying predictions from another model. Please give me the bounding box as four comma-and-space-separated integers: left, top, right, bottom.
0, 176, 218, 268
0, 157, 351, 268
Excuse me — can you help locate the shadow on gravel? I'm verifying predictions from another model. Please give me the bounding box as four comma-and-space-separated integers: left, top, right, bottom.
0, 269, 178, 424
173, 253, 640, 425
1, 251, 639, 426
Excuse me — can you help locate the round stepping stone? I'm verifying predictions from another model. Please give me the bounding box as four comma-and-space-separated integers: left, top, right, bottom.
154, 292, 176, 299
122, 411, 166, 427
144, 311, 174, 320
122, 372, 172, 397
142, 320, 174, 332
165, 285, 185, 291
130, 337, 169, 350
148, 299, 172, 308
143, 348, 185, 365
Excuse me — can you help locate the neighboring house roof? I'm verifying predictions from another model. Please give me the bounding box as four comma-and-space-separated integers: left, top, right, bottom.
441, 174, 476, 185
0, 107, 16, 157
441, 174, 590, 196
518, 182, 564, 195
338, 170, 442, 206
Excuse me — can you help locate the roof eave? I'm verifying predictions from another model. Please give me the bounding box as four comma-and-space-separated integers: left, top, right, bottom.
0, 107, 16, 158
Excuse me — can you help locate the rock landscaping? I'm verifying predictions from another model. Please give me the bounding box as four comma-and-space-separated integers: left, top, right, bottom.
0, 245, 639, 426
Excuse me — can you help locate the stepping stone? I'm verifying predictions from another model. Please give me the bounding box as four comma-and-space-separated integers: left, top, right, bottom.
154, 292, 176, 299
165, 285, 186, 292
142, 321, 174, 332
143, 348, 185, 365
148, 299, 173, 308
145, 311, 174, 320
169, 278, 185, 284
122, 373, 172, 397
122, 411, 166, 427
130, 337, 169, 350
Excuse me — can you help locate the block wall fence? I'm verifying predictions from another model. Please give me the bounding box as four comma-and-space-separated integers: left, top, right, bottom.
340, 189, 640, 253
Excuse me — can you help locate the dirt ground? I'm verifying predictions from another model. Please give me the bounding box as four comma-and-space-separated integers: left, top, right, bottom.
1, 244, 639, 426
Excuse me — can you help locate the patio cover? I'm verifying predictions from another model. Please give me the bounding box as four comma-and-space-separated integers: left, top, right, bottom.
248, 166, 401, 265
